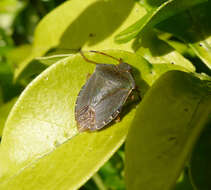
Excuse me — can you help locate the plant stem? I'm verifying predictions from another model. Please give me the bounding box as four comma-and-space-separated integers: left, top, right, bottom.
92, 173, 107, 190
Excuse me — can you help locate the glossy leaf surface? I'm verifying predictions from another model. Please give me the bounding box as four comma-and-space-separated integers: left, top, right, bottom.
0, 50, 190, 190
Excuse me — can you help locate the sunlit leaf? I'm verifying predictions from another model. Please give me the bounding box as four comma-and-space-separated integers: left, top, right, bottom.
14, 0, 145, 80
0, 50, 190, 189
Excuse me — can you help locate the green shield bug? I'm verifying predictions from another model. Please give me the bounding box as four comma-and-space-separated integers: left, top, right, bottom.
75, 51, 137, 132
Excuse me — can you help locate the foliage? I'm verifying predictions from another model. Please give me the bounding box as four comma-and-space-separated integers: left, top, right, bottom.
0, 0, 210, 190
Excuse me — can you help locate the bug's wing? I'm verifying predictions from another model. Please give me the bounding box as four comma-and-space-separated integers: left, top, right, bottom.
75, 72, 99, 113
75, 64, 134, 131
75, 69, 116, 131
93, 88, 131, 130
76, 65, 118, 112
75, 71, 102, 132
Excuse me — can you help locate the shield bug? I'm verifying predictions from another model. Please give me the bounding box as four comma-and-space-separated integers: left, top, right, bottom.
75, 50, 137, 132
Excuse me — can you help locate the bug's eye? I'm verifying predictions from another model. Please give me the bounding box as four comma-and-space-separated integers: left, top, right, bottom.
118, 62, 131, 72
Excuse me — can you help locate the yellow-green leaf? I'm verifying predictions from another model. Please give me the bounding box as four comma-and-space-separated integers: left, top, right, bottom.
0, 50, 190, 189
0, 98, 17, 137
14, 0, 146, 80
157, 2, 211, 70
115, 0, 207, 43
190, 122, 211, 190
126, 71, 211, 190
135, 31, 195, 72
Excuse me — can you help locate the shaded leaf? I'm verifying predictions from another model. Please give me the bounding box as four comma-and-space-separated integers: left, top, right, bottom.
134, 30, 195, 72
13, 50, 75, 85
0, 86, 3, 106
91, 173, 108, 190
98, 149, 125, 190
157, 1, 211, 70
126, 70, 211, 190
190, 123, 211, 190
0, 97, 17, 137
173, 169, 194, 190
115, 0, 207, 43
7, 44, 32, 69
0, 59, 23, 102
157, 32, 195, 57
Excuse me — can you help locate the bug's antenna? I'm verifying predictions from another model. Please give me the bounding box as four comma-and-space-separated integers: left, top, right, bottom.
80, 50, 99, 65
90, 50, 123, 64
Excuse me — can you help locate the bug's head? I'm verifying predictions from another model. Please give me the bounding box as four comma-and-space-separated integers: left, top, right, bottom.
118, 62, 132, 72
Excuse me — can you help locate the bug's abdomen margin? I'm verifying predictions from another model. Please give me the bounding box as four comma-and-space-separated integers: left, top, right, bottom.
75, 105, 96, 132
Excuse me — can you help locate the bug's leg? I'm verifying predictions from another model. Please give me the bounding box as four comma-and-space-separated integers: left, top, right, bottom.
86, 73, 91, 80
130, 94, 135, 101
115, 116, 121, 123
90, 50, 123, 64
80, 50, 99, 65
134, 87, 142, 101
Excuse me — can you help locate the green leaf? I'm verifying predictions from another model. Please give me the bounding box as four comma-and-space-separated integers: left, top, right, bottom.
14, 0, 146, 80
13, 50, 76, 86
34, 53, 76, 66
7, 44, 32, 69
135, 30, 195, 72
0, 86, 3, 106
115, 0, 208, 43
98, 149, 125, 190
0, 59, 23, 102
157, 1, 211, 70
125, 70, 211, 190
0, 98, 17, 137
0, 0, 25, 32
157, 32, 195, 57
0, 50, 190, 189
189, 42, 211, 70
173, 169, 194, 190
190, 123, 211, 190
